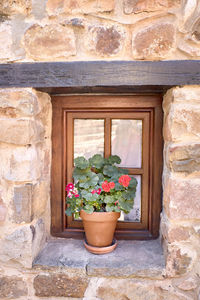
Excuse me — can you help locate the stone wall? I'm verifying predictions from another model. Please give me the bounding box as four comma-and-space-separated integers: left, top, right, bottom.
0, 0, 200, 62
0, 0, 200, 299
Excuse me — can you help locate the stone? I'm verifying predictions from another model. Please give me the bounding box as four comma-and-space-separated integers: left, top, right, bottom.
32, 218, 46, 260
13, 184, 32, 223
176, 276, 198, 291
0, 225, 33, 268
0, 118, 44, 145
23, 24, 76, 61
182, 0, 197, 24
164, 176, 200, 220
132, 23, 175, 59
0, 0, 31, 15
46, 0, 115, 15
0, 22, 13, 62
168, 86, 200, 104
0, 276, 28, 299
33, 274, 88, 298
32, 181, 49, 217
165, 247, 193, 277
123, 0, 178, 15
0, 200, 6, 224
164, 106, 200, 143
0, 89, 40, 117
1, 145, 41, 182
161, 222, 190, 243
168, 143, 200, 173
87, 26, 124, 56
178, 40, 200, 57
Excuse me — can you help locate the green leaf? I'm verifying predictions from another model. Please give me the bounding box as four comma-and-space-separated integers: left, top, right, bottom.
74, 156, 89, 169
119, 168, 129, 175
104, 195, 115, 204
89, 154, 105, 169
106, 204, 115, 212
114, 182, 124, 191
129, 177, 138, 188
122, 190, 136, 200
73, 167, 91, 181
79, 172, 99, 189
83, 205, 94, 214
65, 207, 72, 216
103, 165, 119, 177
119, 198, 134, 212
107, 155, 121, 165
97, 173, 104, 184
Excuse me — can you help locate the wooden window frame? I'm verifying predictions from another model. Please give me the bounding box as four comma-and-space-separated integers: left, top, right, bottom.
51, 94, 163, 240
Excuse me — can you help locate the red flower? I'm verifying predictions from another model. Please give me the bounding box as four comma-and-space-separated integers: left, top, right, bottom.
74, 194, 79, 198
91, 189, 96, 194
109, 182, 115, 189
118, 175, 131, 187
102, 181, 111, 192
66, 183, 74, 191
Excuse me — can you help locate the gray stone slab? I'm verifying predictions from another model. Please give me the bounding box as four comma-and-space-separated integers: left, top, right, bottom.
34, 238, 165, 278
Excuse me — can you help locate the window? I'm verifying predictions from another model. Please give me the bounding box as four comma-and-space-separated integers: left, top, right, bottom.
51, 95, 163, 239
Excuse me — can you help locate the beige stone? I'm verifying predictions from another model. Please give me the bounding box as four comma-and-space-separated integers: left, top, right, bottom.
170, 86, 200, 104
46, 0, 114, 15
0, 22, 13, 62
0, 88, 40, 117
161, 222, 190, 243
175, 276, 199, 291
164, 106, 200, 142
86, 25, 125, 56
0, 0, 31, 15
1, 145, 41, 182
0, 276, 28, 299
13, 184, 32, 223
132, 23, 175, 59
23, 24, 76, 61
0, 118, 44, 145
33, 274, 88, 297
164, 176, 200, 220
32, 181, 49, 217
167, 143, 200, 173
0, 225, 33, 268
178, 40, 200, 57
123, 0, 179, 14
0, 199, 7, 224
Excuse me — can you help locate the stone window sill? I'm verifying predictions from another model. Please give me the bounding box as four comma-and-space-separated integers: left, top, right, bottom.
33, 238, 165, 279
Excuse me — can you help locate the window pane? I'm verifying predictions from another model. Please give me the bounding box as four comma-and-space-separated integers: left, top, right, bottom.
74, 119, 104, 160
111, 119, 142, 168
119, 175, 141, 222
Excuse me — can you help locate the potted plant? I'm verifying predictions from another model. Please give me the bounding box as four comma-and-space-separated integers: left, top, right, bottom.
65, 154, 137, 254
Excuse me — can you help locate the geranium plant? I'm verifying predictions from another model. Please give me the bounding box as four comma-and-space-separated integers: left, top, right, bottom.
65, 154, 137, 218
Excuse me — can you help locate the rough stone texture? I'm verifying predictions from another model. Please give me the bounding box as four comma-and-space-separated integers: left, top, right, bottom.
0, 89, 40, 117
123, 0, 179, 14
1, 145, 41, 182
132, 23, 175, 59
0, 0, 31, 15
0, 225, 33, 268
167, 143, 200, 173
13, 184, 32, 223
23, 24, 76, 61
32, 181, 49, 218
33, 274, 88, 297
86, 26, 125, 57
161, 221, 191, 243
34, 239, 165, 278
175, 276, 199, 291
46, 0, 115, 15
0, 276, 28, 299
0, 199, 6, 224
0, 118, 44, 145
0, 22, 13, 62
163, 176, 200, 220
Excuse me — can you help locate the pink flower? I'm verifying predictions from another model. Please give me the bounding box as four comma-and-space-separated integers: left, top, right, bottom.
74, 194, 79, 198
109, 182, 115, 189
67, 192, 72, 198
66, 183, 74, 191
91, 190, 96, 194
97, 188, 101, 195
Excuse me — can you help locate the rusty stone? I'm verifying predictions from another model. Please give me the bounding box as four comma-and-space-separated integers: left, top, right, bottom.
164, 176, 200, 220
0, 276, 28, 298
33, 274, 88, 298
123, 0, 178, 14
13, 184, 32, 223
0, 0, 31, 15
23, 24, 76, 61
46, 0, 114, 15
87, 26, 123, 56
132, 23, 175, 59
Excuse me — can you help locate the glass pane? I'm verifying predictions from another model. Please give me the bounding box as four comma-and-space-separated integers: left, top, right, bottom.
119, 175, 141, 222
74, 119, 104, 160
111, 119, 142, 168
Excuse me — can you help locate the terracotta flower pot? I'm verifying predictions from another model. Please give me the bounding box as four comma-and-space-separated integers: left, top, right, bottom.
80, 210, 120, 247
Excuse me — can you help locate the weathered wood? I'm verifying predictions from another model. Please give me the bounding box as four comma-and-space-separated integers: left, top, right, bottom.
0, 61, 200, 93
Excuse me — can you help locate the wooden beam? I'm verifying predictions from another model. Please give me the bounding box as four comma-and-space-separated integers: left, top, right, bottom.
0, 61, 200, 93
